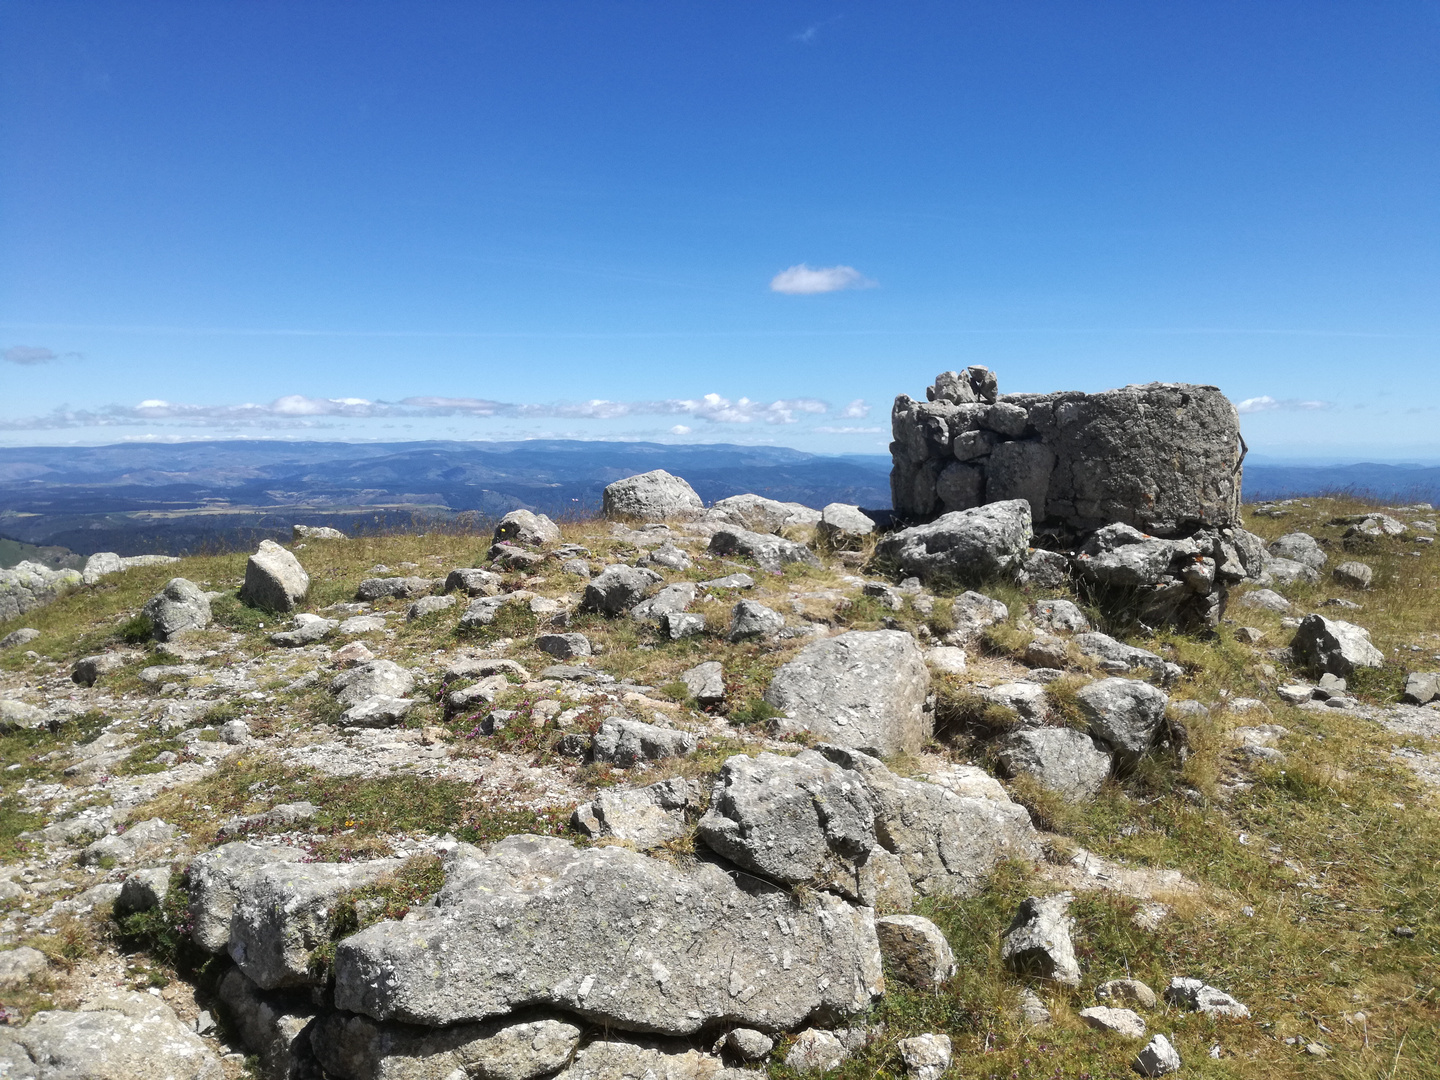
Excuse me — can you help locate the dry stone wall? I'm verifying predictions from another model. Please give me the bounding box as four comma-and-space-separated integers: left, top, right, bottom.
890, 367, 1245, 538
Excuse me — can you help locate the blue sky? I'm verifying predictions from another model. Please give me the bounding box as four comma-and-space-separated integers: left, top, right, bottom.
2, 2, 1437, 459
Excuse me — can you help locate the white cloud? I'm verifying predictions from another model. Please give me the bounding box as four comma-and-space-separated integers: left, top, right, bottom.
1237, 396, 1332, 414
669, 424, 692, 435
839, 399, 870, 419
769, 264, 877, 295
814, 425, 882, 434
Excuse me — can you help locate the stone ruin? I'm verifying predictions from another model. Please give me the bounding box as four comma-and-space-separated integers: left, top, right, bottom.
887, 368, 1264, 627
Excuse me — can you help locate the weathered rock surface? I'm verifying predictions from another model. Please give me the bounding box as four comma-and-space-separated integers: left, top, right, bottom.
356, 577, 435, 602
1290, 614, 1384, 677
1402, 672, 1440, 706
765, 630, 931, 756
1164, 977, 1249, 1017
0, 561, 81, 621
536, 632, 592, 660
0, 991, 223, 1080
724, 1028, 775, 1061
1333, 560, 1373, 589
310, 1008, 581, 1080
0, 698, 49, 732
1096, 978, 1158, 1010
1076, 678, 1169, 757
707, 494, 820, 534
0, 946, 48, 988
270, 612, 337, 647
784, 1030, 849, 1074
680, 661, 725, 705
494, 509, 562, 547
631, 582, 697, 625
699, 751, 876, 900
1269, 532, 1326, 570
875, 501, 1033, 583
708, 526, 822, 574
816, 503, 876, 548
1001, 894, 1080, 986
876, 915, 957, 988
948, 590, 1009, 641
996, 728, 1112, 801
553, 1040, 750, 1080
819, 745, 1039, 897
445, 568, 502, 596
332, 660, 415, 707
230, 859, 402, 989
573, 778, 698, 848
333, 835, 884, 1035
1079, 1006, 1146, 1038
407, 595, 457, 620
727, 599, 784, 641
293, 524, 347, 540
240, 539, 310, 612
591, 718, 698, 766
0, 627, 40, 650
1134, 1034, 1181, 1076
188, 842, 308, 952
217, 967, 320, 1080
603, 470, 705, 522
898, 1033, 952, 1080
142, 577, 212, 640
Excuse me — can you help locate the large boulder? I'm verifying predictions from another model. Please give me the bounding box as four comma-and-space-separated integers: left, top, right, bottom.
698, 751, 877, 901
0, 698, 49, 733
0, 991, 224, 1080
333, 835, 883, 1035
0, 561, 81, 621
816, 503, 876, 548
1290, 614, 1384, 677
876, 915, 957, 988
311, 1009, 582, 1080
141, 577, 212, 640
995, 728, 1112, 801
874, 501, 1033, 584
240, 539, 310, 612
764, 630, 931, 756
1001, 894, 1080, 986
602, 470, 704, 522
708, 526, 822, 574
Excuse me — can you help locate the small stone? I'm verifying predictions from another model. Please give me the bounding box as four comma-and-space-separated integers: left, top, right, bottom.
1392, 925, 1415, 938
1079, 1006, 1147, 1038
1164, 976, 1249, 1017
727, 599, 785, 641
407, 594, 457, 620
785, 1029, 848, 1073
0, 947, 49, 988
924, 646, 967, 675
725, 1028, 775, 1061
1333, 560, 1373, 589
1001, 893, 1080, 986
680, 661, 725, 705
1017, 987, 1051, 1027
219, 719, 250, 744
1096, 978, 1158, 1009
663, 611, 706, 639
0, 628, 39, 650
536, 633, 592, 660
1134, 1033, 1181, 1076
898, 1033, 952, 1080
876, 915, 957, 989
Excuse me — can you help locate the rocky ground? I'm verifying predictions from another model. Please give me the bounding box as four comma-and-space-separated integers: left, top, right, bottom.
0, 484, 1435, 1079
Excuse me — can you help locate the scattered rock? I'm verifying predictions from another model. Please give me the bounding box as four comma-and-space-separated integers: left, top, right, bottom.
638, 542, 694, 572
1333, 560, 1374, 589
269, 612, 337, 647
0, 698, 49, 732
1265, 557, 1321, 586
680, 660, 725, 705
708, 493, 821, 534
444, 568, 503, 596
996, 728, 1112, 801
536, 632, 592, 660
0, 947, 48, 989
340, 696, 416, 728
948, 590, 1010, 641
765, 630, 931, 756
240, 539, 310, 612
784, 1029, 849, 1074
332, 659, 415, 706
338, 615, 387, 635
1164, 977, 1249, 1017
898, 1034, 952, 1080
816, 503, 876, 548
1096, 978, 1158, 1009
603, 470, 705, 521
875, 500, 1033, 584
1236, 588, 1291, 613
0, 992, 224, 1080
876, 915, 957, 988
293, 524, 346, 540
1269, 532, 1327, 570
407, 594, 457, 620
1023, 548, 1072, 589
333, 835, 883, 1035
1290, 614, 1385, 677
1017, 988, 1052, 1027
1032, 599, 1090, 633
724, 1028, 775, 1061
1401, 672, 1440, 706
494, 509, 561, 546
663, 611, 707, 639
1076, 678, 1170, 758
727, 599, 785, 641
631, 582, 698, 625
0, 627, 39, 650
699, 751, 876, 900
582, 565, 663, 616
1134, 1033, 1182, 1076
1001, 893, 1080, 986
1079, 1006, 1147, 1038
573, 777, 698, 849
554, 1040, 748, 1080
80, 818, 176, 867
591, 718, 698, 766
709, 526, 822, 574
142, 577, 212, 640
116, 868, 172, 915
1073, 632, 1176, 684
925, 645, 967, 675
356, 576, 435, 601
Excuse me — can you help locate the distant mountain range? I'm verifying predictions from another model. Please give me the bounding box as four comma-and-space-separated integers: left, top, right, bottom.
0, 440, 1433, 565
0, 439, 893, 559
